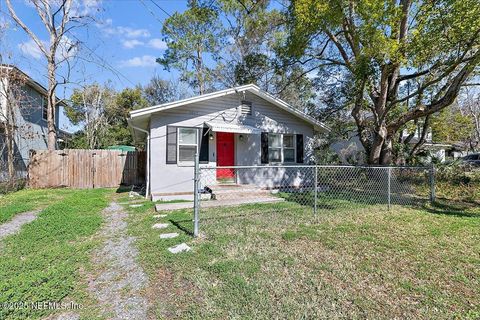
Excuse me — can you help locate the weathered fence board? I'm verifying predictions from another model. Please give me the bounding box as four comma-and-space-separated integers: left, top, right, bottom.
28, 149, 145, 189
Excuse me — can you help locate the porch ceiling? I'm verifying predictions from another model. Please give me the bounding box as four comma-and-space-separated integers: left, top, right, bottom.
205, 122, 261, 134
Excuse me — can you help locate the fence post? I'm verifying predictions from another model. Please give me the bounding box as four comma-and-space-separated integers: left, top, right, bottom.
430, 164, 436, 204
193, 152, 200, 237
387, 167, 391, 210
314, 165, 318, 215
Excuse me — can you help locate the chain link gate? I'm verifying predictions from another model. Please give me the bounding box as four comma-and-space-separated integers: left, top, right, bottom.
193, 156, 434, 237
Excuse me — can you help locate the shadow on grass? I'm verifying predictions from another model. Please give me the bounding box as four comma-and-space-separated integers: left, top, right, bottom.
423, 199, 480, 218
115, 185, 146, 195
169, 219, 194, 237
278, 190, 428, 211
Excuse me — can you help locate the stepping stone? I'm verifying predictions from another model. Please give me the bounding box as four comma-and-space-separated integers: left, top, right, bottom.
153, 214, 167, 218
152, 223, 169, 229
129, 204, 143, 208
160, 232, 179, 239
168, 243, 191, 254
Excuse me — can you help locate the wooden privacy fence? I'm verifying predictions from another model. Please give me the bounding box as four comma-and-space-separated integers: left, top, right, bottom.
28, 149, 146, 189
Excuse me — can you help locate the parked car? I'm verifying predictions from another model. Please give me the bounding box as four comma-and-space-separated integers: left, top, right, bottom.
461, 153, 480, 167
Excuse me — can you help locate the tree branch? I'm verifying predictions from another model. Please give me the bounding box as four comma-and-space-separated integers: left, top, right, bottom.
6, 0, 48, 58
389, 50, 480, 131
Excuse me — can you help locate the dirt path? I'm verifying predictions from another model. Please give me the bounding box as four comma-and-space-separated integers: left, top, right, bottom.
0, 210, 40, 241
88, 201, 148, 320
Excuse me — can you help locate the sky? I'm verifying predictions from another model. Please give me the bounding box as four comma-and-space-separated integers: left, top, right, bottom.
1, 0, 191, 131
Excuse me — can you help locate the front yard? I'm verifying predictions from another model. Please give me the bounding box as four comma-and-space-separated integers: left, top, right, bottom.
128, 199, 480, 319
0, 188, 109, 319
0, 188, 479, 319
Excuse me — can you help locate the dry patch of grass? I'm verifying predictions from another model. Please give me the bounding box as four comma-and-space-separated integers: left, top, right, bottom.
126, 200, 480, 319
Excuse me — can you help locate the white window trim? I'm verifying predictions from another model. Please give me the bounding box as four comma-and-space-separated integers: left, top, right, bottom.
283, 134, 296, 163
268, 133, 296, 164
177, 127, 198, 166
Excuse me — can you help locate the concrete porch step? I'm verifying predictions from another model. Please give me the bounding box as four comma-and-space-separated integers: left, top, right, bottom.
208, 184, 273, 200
155, 197, 284, 212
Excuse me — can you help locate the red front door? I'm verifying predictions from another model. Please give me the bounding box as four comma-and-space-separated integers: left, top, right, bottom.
216, 132, 235, 180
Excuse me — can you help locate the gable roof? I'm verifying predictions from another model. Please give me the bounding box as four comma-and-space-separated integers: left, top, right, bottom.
0, 64, 67, 108
129, 84, 329, 133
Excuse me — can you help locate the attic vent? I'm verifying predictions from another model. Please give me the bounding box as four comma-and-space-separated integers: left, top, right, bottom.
240, 100, 252, 116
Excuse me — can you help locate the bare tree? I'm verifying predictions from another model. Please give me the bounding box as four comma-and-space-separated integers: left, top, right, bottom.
142, 76, 190, 106
461, 89, 480, 151
66, 83, 116, 149
6, 0, 94, 150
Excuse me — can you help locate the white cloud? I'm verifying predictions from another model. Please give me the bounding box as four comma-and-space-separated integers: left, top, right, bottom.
18, 37, 78, 61
119, 55, 157, 68
103, 26, 151, 38
148, 38, 167, 50
70, 0, 102, 16
18, 39, 44, 60
81, 0, 102, 15
95, 17, 112, 29
57, 36, 78, 61
121, 38, 167, 50
122, 39, 144, 49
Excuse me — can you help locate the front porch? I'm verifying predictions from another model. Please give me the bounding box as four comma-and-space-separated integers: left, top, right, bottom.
154, 183, 284, 211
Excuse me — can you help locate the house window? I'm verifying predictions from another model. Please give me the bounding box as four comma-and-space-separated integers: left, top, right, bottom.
42, 97, 48, 121
283, 134, 295, 163
268, 134, 282, 162
177, 127, 198, 163
268, 133, 295, 163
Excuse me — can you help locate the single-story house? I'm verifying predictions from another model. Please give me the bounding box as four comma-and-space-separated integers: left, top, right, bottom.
128, 84, 329, 201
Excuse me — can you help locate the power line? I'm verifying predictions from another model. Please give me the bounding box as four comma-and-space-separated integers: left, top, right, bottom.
149, 0, 172, 18
138, 0, 165, 24
67, 31, 136, 87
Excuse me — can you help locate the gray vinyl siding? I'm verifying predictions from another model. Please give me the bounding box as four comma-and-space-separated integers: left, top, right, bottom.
0, 80, 61, 170
149, 91, 316, 196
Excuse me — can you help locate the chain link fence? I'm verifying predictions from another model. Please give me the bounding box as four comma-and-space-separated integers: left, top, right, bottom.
193, 162, 434, 237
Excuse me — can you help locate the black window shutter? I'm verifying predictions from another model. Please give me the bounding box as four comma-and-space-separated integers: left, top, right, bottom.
166, 126, 177, 164
199, 127, 209, 163
261, 132, 269, 164
296, 134, 304, 163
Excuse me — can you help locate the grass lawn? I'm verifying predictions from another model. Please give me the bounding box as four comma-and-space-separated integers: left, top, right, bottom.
127, 198, 480, 319
0, 188, 110, 320
0, 188, 77, 224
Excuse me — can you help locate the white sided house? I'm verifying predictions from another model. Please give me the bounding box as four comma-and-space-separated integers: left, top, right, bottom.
128, 84, 329, 201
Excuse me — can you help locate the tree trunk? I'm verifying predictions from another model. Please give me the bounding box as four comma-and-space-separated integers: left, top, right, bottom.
380, 136, 393, 165
47, 58, 57, 150
4, 124, 15, 183
368, 124, 388, 164
4, 95, 16, 184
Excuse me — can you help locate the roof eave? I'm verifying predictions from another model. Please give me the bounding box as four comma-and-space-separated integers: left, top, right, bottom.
130, 84, 258, 119
129, 83, 330, 132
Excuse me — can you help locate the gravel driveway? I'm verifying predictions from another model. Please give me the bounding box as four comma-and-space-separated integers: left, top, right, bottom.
89, 202, 149, 319
0, 210, 40, 241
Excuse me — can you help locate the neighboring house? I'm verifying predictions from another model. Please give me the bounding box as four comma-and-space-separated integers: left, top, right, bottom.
0, 65, 68, 179
329, 125, 452, 164
400, 128, 451, 162
128, 84, 329, 200
330, 133, 366, 164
